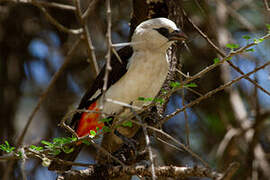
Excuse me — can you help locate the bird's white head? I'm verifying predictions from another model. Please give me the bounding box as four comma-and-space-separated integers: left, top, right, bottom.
131, 18, 187, 51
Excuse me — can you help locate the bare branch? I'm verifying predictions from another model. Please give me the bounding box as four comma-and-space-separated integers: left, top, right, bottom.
74, 0, 99, 75
58, 164, 225, 179
2, 0, 76, 11
263, 0, 270, 11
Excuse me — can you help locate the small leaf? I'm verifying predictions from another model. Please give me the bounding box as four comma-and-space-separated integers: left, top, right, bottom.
0, 145, 7, 152
138, 97, 153, 102
226, 57, 232, 61
100, 117, 113, 123
138, 97, 145, 101
82, 139, 91, 146
41, 140, 53, 147
102, 126, 112, 132
71, 136, 78, 142
146, 97, 153, 101
51, 149, 61, 156
213, 57, 220, 64
245, 48, 254, 52
89, 130, 96, 138
266, 24, 270, 31
62, 146, 74, 154
242, 35, 251, 40
161, 89, 167, 94
122, 121, 133, 127
226, 43, 239, 50
154, 98, 164, 104
184, 83, 197, 88
17, 151, 23, 159
30, 145, 44, 151
170, 81, 181, 88
254, 38, 264, 44
0, 141, 15, 153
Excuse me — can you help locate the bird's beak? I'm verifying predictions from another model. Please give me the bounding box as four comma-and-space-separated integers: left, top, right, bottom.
168, 30, 188, 42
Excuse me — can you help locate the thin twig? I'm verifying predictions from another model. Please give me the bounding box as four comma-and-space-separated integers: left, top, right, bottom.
185, 87, 204, 97
179, 64, 190, 147
32, 0, 82, 35
74, 0, 99, 75
101, 0, 113, 109
220, 0, 255, 32
156, 137, 183, 152
3, 0, 76, 11
263, 0, 270, 11
131, 109, 157, 180
82, 0, 98, 19
128, 119, 210, 168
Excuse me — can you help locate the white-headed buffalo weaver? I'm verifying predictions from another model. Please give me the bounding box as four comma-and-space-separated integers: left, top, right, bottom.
48, 18, 187, 171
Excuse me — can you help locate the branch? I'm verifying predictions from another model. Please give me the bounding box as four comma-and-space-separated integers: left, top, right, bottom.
2, 0, 76, 11
57, 164, 231, 180
74, 0, 99, 75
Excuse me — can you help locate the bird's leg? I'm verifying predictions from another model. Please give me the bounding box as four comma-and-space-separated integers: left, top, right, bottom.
112, 129, 138, 165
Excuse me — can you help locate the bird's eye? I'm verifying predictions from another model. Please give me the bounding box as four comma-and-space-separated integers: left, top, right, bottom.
154, 27, 169, 38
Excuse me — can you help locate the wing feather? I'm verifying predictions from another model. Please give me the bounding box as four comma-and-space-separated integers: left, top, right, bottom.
71, 46, 133, 129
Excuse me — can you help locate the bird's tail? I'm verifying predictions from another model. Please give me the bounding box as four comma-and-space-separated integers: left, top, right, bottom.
48, 144, 83, 171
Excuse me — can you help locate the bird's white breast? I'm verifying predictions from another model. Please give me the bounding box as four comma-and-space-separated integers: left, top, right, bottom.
101, 50, 169, 115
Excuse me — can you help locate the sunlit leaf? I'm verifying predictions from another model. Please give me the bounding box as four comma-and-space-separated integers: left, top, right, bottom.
122, 121, 132, 127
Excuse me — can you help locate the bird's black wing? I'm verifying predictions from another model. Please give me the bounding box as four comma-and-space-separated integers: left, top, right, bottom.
71, 45, 133, 129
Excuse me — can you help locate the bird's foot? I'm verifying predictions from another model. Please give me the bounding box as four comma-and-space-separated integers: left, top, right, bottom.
112, 130, 138, 165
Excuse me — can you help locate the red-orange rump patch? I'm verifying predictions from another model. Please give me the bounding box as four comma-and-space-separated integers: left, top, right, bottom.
76, 101, 104, 137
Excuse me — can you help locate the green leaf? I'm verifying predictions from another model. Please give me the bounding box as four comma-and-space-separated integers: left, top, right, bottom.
89, 130, 96, 138
41, 140, 53, 148
170, 81, 181, 88
62, 146, 74, 154
102, 126, 112, 132
226, 43, 239, 50
242, 35, 251, 40
51, 149, 61, 156
17, 151, 23, 159
82, 139, 91, 146
5, 141, 10, 146
266, 24, 270, 31
122, 121, 133, 127
154, 98, 164, 104
225, 57, 232, 61
184, 83, 197, 88
138, 97, 154, 102
161, 89, 167, 94
30, 145, 44, 151
71, 136, 78, 142
138, 97, 145, 101
100, 117, 113, 123
0, 145, 7, 152
245, 48, 254, 52
213, 57, 220, 64
0, 141, 15, 153
254, 38, 264, 44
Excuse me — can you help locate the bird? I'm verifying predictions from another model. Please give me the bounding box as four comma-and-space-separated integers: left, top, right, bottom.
48, 17, 187, 171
